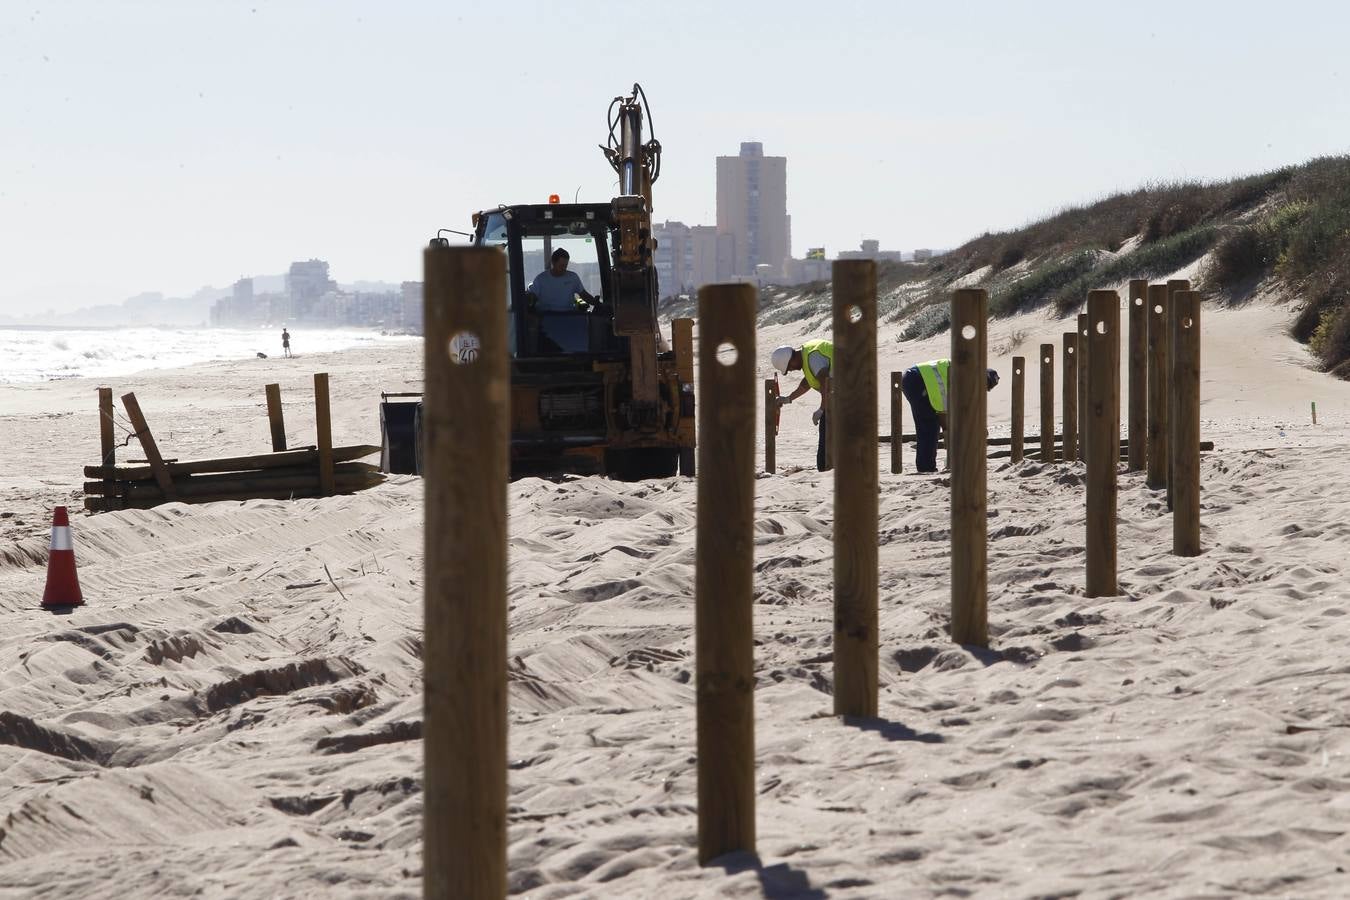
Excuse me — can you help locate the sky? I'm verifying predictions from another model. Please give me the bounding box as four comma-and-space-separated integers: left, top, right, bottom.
2, 0, 1349, 316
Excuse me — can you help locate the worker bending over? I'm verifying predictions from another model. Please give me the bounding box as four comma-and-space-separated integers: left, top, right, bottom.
900, 359, 1000, 473
771, 340, 833, 472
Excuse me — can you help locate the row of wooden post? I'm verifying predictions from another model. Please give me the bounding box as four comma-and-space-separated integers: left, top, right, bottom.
421, 247, 1203, 897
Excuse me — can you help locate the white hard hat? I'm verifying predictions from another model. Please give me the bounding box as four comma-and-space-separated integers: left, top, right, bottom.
771, 345, 794, 375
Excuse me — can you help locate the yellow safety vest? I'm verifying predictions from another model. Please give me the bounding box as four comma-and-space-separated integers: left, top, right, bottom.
918, 359, 951, 413
801, 339, 834, 391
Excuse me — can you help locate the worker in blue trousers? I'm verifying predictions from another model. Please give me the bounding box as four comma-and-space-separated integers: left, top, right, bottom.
900, 359, 1000, 473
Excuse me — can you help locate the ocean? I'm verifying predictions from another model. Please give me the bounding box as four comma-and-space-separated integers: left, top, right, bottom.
0, 326, 418, 384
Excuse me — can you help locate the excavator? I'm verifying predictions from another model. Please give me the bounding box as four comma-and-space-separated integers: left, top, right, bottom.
381, 84, 695, 479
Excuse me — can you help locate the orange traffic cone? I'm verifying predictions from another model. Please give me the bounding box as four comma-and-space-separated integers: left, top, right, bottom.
41, 506, 84, 608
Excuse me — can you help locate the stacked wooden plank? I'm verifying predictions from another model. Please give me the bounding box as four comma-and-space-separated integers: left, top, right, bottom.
83, 376, 386, 513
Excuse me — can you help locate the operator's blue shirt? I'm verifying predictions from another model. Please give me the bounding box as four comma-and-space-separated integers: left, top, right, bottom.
528, 269, 587, 311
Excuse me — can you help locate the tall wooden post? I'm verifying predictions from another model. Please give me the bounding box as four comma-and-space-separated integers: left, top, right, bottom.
1127, 280, 1148, 471
1146, 284, 1170, 489
1165, 279, 1190, 509
1062, 332, 1078, 462
951, 289, 988, 646
423, 246, 509, 900
890, 372, 903, 474
1077, 312, 1089, 464
120, 392, 176, 500
695, 283, 757, 864
832, 260, 878, 717
1039, 344, 1054, 462
763, 379, 776, 474
1010, 357, 1025, 463
265, 383, 287, 452
313, 373, 335, 495
98, 388, 116, 497
1086, 291, 1120, 598
1172, 290, 1202, 556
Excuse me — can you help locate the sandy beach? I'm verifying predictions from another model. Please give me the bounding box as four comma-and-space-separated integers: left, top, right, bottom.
3, 292, 1350, 898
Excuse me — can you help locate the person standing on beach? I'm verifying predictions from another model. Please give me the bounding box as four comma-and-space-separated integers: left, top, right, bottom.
282, 328, 292, 358
770, 341, 833, 472
900, 359, 1000, 473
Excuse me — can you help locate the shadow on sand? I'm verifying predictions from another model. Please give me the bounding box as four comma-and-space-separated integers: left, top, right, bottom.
715, 851, 827, 900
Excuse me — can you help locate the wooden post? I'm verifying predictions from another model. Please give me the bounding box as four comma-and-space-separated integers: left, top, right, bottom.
1127, 280, 1148, 471
1039, 344, 1055, 462
313, 373, 335, 496
695, 283, 757, 864
265, 383, 287, 452
763, 379, 776, 474
1062, 332, 1078, 462
890, 371, 903, 474
832, 259, 878, 717
1010, 357, 1025, 463
951, 289, 988, 646
1086, 291, 1120, 598
1146, 284, 1169, 489
120, 392, 177, 500
423, 245, 509, 900
1165, 279, 1190, 509
98, 387, 116, 496
1078, 312, 1089, 464
1312, 401, 1318, 425
1172, 290, 1202, 556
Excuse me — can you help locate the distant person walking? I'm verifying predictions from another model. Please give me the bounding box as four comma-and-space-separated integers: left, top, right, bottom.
770, 340, 833, 472
282, 328, 292, 358
900, 358, 1000, 473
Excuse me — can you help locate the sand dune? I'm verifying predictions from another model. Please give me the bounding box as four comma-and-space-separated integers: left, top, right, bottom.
3, 296, 1350, 898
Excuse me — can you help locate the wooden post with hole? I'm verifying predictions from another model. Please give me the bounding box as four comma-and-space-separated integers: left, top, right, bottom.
1011, 357, 1025, 463
422, 246, 509, 900
313, 373, 335, 495
265, 383, 287, 452
951, 289, 989, 646
832, 259, 878, 717
890, 371, 903, 474
120, 392, 177, 500
1172, 290, 1201, 556
1165, 279, 1190, 509
1078, 312, 1089, 464
1039, 344, 1054, 462
1086, 290, 1120, 598
1127, 279, 1148, 471
695, 282, 757, 864
1146, 284, 1169, 489
98, 387, 116, 496
1062, 332, 1078, 462
763, 379, 776, 474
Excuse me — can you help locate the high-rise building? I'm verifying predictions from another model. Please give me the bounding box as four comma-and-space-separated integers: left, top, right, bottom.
716, 142, 789, 280
285, 259, 336, 319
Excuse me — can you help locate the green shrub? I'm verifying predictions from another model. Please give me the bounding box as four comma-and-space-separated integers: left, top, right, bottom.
1207, 226, 1271, 290
991, 252, 1099, 316
898, 302, 951, 341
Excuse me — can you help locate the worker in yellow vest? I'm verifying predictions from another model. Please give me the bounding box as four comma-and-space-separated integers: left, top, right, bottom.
900, 359, 1000, 473
771, 340, 833, 471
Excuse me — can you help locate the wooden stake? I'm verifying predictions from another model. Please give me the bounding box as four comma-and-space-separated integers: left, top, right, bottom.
265, 383, 287, 452
1127, 280, 1148, 471
832, 259, 878, 716
951, 289, 989, 646
1146, 284, 1170, 489
1312, 401, 1318, 425
1086, 291, 1120, 598
695, 282, 757, 864
1172, 290, 1202, 556
98, 387, 116, 496
763, 378, 777, 474
1011, 357, 1025, 463
1062, 332, 1078, 462
313, 373, 335, 496
1166, 279, 1190, 509
1039, 344, 1055, 463
422, 246, 509, 900
890, 371, 903, 474
120, 392, 177, 500
1078, 312, 1089, 464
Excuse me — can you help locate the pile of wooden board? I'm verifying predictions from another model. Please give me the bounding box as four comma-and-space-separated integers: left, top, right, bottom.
83, 375, 386, 513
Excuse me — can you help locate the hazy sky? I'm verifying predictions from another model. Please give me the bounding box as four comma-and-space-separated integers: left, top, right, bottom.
3, 0, 1349, 315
